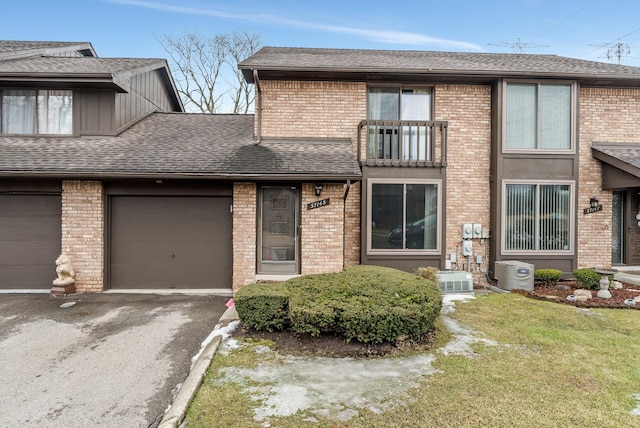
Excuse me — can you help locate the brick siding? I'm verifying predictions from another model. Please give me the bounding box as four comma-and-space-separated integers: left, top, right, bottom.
437, 84, 492, 280
232, 182, 257, 291
61, 180, 103, 292
578, 87, 640, 268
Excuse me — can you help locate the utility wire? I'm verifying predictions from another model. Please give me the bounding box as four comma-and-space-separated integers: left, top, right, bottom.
529, 0, 601, 43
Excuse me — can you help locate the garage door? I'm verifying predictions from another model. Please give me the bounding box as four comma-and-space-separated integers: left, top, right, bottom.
0, 194, 61, 289
109, 196, 232, 289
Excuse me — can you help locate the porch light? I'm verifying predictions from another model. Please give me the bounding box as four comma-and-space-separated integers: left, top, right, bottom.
590, 197, 599, 208
314, 184, 323, 197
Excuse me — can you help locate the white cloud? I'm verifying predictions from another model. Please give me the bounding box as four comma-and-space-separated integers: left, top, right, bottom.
107, 0, 483, 51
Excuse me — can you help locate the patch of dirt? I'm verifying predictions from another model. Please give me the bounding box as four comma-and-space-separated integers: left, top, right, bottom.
231, 325, 439, 358
512, 280, 640, 309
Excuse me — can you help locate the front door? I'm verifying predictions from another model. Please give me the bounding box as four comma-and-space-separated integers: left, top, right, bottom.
258, 185, 300, 274
613, 190, 640, 266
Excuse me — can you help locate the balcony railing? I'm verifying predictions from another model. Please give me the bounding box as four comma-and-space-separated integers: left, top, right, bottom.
358, 120, 448, 167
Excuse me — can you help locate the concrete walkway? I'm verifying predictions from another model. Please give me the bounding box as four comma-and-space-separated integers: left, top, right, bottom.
0, 292, 229, 428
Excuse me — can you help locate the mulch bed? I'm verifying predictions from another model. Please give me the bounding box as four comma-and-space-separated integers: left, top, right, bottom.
231, 324, 440, 359
511, 280, 640, 309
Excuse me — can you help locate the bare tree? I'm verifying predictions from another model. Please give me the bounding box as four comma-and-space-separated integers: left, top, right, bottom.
160, 31, 262, 114
224, 30, 262, 114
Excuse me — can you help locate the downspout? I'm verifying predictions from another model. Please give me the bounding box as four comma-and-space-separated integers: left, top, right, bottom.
343, 180, 352, 269
253, 69, 262, 143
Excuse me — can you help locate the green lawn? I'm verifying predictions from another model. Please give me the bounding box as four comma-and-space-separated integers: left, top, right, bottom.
185, 293, 640, 427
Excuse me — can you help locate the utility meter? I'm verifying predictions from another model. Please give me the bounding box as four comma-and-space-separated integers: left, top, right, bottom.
462, 240, 473, 256
462, 223, 473, 239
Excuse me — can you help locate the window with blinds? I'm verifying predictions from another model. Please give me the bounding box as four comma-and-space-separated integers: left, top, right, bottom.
504, 182, 572, 252
505, 82, 573, 151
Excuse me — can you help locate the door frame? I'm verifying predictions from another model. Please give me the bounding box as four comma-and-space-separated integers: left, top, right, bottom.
257, 184, 301, 275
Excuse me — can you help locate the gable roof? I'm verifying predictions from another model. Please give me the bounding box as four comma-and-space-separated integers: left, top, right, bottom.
0, 40, 182, 109
240, 47, 640, 86
0, 41, 96, 60
0, 113, 361, 181
592, 143, 640, 178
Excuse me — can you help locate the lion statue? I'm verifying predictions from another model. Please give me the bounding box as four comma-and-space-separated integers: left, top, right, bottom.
53, 254, 75, 287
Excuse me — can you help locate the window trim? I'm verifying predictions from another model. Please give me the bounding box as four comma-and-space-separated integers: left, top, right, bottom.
501, 179, 575, 256
366, 178, 442, 256
502, 80, 577, 154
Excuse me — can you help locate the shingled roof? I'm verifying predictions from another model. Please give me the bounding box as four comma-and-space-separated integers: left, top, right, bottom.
0, 113, 361, 180
0, 40, 96, 60
592, 142, 640, 179
240, 47, 640, 85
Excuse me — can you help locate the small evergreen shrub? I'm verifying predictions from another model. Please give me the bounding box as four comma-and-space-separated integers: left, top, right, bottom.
573, 268, 601, 290
534, 269, 562, 287
235, 265, 443, 344
234, 282, 291, 332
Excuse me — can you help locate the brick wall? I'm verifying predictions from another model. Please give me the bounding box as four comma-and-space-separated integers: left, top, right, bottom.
259, 80, 366, 149
344, 180, 361, 266
436, 84, 492, 279
232, 182, 257, 291
578, 87, 640, 268
61, 180, 103, 292
300, 183, 345, 275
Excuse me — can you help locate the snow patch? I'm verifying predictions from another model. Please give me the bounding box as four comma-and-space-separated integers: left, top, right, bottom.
216, 352, 439, 422
439, 293, 497, 357
631, 393, 640, 415
191, 320, 240, 367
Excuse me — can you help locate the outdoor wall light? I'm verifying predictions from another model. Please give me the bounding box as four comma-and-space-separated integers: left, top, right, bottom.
590, 197, 599, 208
314, 184, 323, 197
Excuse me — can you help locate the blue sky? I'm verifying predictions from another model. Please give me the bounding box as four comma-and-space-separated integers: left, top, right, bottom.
2, 0, 640, 66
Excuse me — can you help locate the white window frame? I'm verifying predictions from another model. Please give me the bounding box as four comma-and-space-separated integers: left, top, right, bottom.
501, 179, 575, 255
502, 80, 576, 154
366, 178, 442, 255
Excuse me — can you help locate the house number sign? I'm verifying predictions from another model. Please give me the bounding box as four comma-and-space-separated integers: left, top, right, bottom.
307, 198, 330, 210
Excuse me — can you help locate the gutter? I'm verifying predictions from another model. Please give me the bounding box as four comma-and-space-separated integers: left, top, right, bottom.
253, 69, 262, 143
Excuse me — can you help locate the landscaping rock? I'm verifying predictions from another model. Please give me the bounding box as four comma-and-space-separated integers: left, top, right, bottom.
612, 281, 624, 289
574, 289, 593, 300
634, 296, 640, 304
555, 284, 571, 292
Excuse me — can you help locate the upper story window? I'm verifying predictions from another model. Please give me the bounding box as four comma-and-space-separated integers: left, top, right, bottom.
505, 82, 574, 152
367, 87, 433, 161
1, 89, 73, 135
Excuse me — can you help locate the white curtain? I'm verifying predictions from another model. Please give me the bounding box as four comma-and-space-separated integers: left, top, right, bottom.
1, 90, 36, 134
38, 90, 73, 134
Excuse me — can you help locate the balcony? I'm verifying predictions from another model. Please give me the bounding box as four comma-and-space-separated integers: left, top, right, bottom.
358, 120, 448, 167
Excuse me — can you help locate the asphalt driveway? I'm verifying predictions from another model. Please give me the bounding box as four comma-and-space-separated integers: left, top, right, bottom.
0, 292, 230, 427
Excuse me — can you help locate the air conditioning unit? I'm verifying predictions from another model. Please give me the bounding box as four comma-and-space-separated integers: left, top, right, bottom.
494, 260, 534, 291
437, 271, 474, 293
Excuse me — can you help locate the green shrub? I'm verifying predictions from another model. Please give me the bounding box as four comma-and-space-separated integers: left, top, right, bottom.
415, 266, 440, 283
573, 268, 601, 290
237, 265, 443, 345
534, 269, 562, 287
234, 282, 291, 332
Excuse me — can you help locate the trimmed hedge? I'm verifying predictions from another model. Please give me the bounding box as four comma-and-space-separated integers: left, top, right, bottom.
534, 269, 562, 287
233, 282, 291, 332
234, 265, 443, 344
573, 268, 602, 290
